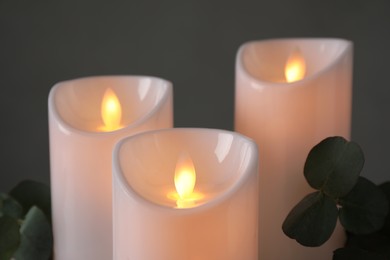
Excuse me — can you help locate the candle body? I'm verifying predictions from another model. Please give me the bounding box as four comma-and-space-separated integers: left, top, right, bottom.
113, 129, 259, 260
48, 76, 173, 260
235, 39, 352, 259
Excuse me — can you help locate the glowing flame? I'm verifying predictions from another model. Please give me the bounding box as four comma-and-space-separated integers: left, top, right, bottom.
101, 88, 122, 131
285, 48, 306, 83
174, 153, 196, 200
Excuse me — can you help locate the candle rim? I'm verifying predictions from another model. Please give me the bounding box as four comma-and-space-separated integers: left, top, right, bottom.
237, 37, 353, 88
113, 127, 259, 214
48, 75, 172, 137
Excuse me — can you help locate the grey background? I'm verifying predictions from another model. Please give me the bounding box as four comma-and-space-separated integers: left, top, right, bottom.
0, 0, 389, 191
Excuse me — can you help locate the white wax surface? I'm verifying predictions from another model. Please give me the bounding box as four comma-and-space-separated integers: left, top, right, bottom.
113, 128, 259, 260
48, 76, 173, 260
235, 38, 353, 259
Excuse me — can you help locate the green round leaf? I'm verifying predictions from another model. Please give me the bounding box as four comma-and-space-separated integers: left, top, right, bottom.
339, 177, 389, 234
13, 206, 53, 260
304, 136, 364, 198
0, 215, 20, 259
9, 180, 51, 221
345, 232, 390, 258
282, 191, 338, 247
0, 194, 23, 219
379, 182, 390, 236
333, 247, 387, 260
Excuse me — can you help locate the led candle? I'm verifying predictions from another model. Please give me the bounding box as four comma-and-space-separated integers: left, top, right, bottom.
235, 38, 353, 259
48, 75, 173, 260
113, 128, 259, 260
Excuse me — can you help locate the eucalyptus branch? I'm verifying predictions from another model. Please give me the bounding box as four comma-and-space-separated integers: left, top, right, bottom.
282, 136, 390, 259
0, 180, 53, 260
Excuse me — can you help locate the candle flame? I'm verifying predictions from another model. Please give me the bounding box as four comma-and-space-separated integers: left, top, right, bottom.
174, 152, 196, 200
285, 48, 306, 83
101, 88, 122, 131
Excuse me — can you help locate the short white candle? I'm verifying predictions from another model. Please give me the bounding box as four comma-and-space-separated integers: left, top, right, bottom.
48, 76, 173, 260
113, 128, 259, 260
235, 38, 353, 259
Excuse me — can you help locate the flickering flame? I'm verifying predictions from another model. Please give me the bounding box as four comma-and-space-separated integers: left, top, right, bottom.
174, 153, 196, 200
284, 48, 306, 83
101, 88, 122, 131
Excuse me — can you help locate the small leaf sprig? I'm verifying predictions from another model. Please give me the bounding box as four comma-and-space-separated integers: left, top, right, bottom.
282, 136, 389, 248
0, 180, 53, 260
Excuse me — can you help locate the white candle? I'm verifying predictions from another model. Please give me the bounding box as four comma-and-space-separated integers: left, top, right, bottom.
113, 128, 259, 260
235, 38, 353, 259
48, 76, 173, 260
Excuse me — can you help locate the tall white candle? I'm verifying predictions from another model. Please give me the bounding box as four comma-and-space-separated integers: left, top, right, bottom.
235, 38, 353, 259
48, 75, 173, 260
113, 128, 259, 260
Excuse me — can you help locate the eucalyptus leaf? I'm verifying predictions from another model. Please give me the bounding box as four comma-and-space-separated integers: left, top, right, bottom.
304, 136, 364, 198
339, 177, 388, 234
13, 206, 53, 260
0, 215, 20, 260
333, 247, 386, 260
9, 180, 51, 221
345, 232, 390, 258
379, 182, 390, 236
0, 194, 23, 219
282, 191, 338, 246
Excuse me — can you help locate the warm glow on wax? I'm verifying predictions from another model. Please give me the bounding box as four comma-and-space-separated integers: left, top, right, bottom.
285, 48, 306, 83
101, 88, 123, 131
174, 153, 196, 200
